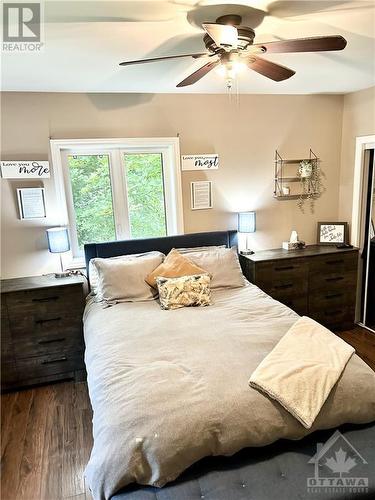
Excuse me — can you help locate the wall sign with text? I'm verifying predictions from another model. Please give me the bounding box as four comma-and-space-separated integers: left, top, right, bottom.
181, 154, 219, 171
317, 222, 348, 245
1, 161, 50, 178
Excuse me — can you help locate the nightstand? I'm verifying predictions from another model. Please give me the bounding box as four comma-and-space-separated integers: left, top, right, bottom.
239, 245, 359, 331
1, 274, 86, 391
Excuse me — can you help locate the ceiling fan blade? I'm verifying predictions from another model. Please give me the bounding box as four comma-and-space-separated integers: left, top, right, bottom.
177, 60, 220, 87
254, 36, 347, 54
247, 56, 295, 82
202, 23, 238, 48
119, 53, 208, 66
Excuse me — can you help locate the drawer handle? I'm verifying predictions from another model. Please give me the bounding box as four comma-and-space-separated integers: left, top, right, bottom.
325, 277, 344, 282
41, 356, 67, 365
35, 317, 62, 325
325, 260, 344, 265
32, 296, 59, 303
274, 283, 293, 290
325, 293, 343, 299
275, 266, 295, 271
38, 337, 66, 345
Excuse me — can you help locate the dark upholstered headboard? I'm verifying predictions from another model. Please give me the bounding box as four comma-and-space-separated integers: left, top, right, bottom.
84, 230, 238, 282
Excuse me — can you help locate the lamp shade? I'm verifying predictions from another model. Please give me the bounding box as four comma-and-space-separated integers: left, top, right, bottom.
238, 212, 256, 233
46, 227, 70, 253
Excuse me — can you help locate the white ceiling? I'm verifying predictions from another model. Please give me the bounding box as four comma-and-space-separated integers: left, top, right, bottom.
2, 0, 375, 94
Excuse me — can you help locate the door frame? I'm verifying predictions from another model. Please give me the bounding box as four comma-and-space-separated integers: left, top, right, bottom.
351, 135, 375, 247
351, 135, 375, 327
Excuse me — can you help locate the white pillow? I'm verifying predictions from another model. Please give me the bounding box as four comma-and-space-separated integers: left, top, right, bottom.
89, 251, 164, 296
182, 247, 245, 289
91, 251, 164, 302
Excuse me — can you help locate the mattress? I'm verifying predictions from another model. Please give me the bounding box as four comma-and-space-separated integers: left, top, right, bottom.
83, 283, 375, 500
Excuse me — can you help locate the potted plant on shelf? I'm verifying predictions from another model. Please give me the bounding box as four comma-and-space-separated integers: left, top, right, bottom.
297, 159, 324, 213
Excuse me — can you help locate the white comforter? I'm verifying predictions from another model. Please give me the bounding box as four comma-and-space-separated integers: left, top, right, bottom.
83, 283, 375, 500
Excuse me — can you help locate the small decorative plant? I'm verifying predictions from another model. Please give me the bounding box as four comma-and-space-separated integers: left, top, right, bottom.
297, 160, 325, 213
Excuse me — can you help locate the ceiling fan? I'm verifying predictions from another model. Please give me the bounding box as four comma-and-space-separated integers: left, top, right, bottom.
119, 14, 347, 89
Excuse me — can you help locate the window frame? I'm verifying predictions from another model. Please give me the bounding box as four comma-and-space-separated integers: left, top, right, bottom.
50, 138, 184, 262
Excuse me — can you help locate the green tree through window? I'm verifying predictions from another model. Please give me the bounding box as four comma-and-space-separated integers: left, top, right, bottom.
68, 155, 116, 248
68, 153, 167, 249
124, 153, 167, 238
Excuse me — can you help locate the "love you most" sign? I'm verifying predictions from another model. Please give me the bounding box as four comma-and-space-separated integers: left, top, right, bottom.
181, 154, 219, 171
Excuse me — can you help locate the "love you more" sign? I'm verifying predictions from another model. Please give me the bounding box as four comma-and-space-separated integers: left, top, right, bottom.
1, 161, 50, 179
181, 154, 219, 171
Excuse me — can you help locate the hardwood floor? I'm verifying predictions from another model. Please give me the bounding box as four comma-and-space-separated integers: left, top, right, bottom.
1, 382, 93, 500
336, 325, 375, 371
1, 326, 374, 500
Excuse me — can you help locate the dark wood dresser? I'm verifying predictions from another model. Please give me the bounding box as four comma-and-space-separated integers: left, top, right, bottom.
239, 245, 359, 331
1, 274, 86, 391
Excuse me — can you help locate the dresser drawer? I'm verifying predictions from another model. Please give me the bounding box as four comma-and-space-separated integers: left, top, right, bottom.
280, 296, 308, 316
308, 289, 356, 313
6, 285, 83, 313
309, 252, 358, 274
256, 259, 308, 284
13, 333, 84, 359
1, 361, 18, 388
16, 351, 84, 379
8, 310, 82, 339
259, 278, 308, 300
1, 302, 13, 361
309, 270, 357, 292
310, 308, 355, 330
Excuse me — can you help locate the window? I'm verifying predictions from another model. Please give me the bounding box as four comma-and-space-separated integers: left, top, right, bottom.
124, 153, 166, 239
51, 138, 183, 259
67, 154, 116, 247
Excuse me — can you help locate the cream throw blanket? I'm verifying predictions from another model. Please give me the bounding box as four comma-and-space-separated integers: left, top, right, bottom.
249, 316, 355, 429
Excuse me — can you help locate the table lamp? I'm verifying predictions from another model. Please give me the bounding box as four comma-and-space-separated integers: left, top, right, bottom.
46, 227, 71, 278
238, 211, 256, 255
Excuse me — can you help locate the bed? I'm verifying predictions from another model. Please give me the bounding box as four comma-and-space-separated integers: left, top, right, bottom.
84, 231, 375, 500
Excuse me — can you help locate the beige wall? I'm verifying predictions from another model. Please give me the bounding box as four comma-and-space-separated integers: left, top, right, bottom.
1, 92, 344, 278
339, 86, 375, 226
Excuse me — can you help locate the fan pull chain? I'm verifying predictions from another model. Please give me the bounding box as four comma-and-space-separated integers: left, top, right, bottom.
236, 75, 240, 107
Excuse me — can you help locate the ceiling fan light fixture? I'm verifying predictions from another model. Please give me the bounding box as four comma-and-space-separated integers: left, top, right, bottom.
215, 58, 246, 91
232, 60, 246, 73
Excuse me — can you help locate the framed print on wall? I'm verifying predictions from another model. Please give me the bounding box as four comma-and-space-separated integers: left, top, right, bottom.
190, 181, 212, 210
17, 188, 47, 219
317, 221, 349, 245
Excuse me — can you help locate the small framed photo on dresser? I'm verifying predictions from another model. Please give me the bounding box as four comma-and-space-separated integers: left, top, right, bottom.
317, 221, 348, 245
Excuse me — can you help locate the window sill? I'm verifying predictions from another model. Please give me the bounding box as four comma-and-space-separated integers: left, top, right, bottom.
66, 257, 86, 271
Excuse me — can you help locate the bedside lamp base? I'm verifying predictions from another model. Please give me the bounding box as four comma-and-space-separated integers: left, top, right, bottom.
54, 271, 71, 279
54, 253, 70, 278
240, 250, 254, 256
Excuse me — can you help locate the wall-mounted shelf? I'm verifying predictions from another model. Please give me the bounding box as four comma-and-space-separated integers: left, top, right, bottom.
274, 149, 319, 199
273, 193, 314, 200
275, 158, 311, 165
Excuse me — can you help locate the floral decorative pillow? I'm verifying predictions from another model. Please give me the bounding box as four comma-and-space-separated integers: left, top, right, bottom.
156, 274, 212, 310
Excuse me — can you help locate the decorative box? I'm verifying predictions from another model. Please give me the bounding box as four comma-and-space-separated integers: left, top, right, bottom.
282, 241, 306, 250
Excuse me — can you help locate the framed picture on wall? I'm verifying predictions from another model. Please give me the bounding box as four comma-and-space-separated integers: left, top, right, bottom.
17, 188, 47, 219
317, 221, 349, 245
190, 181, 212, 210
